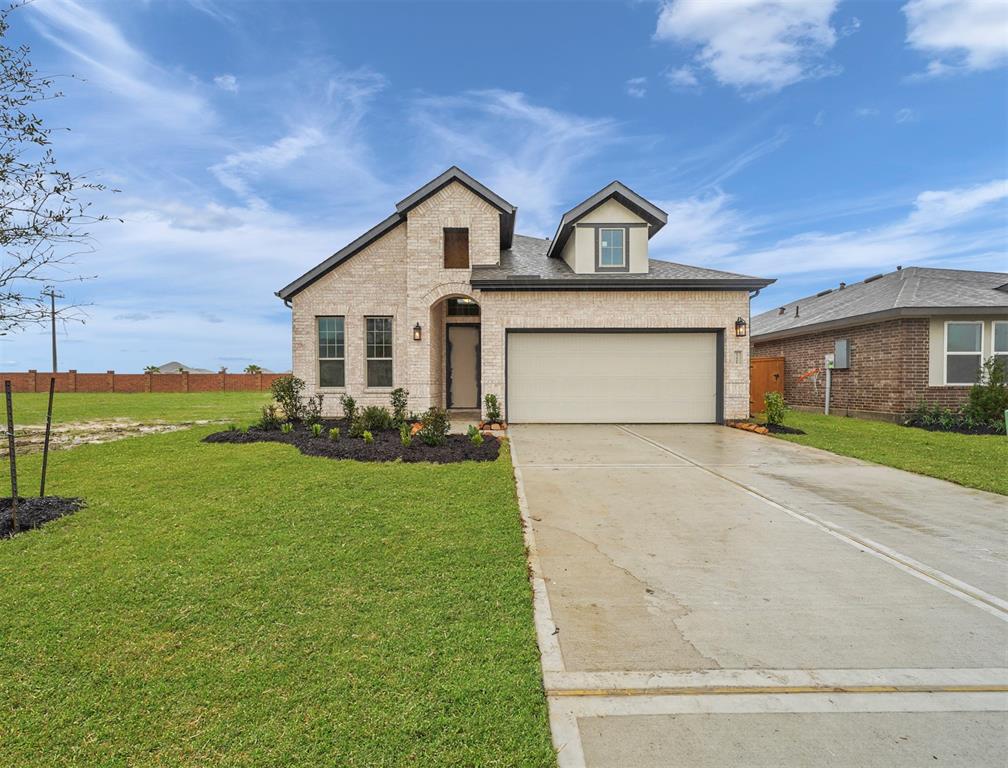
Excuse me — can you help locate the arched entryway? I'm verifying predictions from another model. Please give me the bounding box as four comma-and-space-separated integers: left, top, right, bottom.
428, 294, 481, 411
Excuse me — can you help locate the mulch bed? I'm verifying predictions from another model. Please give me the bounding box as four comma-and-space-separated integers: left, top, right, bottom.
764, 423, 806, 435
203, 420, 501, 463
903, 420, 1004, 436
731, 421, 806, 436
1, 496, 83, 538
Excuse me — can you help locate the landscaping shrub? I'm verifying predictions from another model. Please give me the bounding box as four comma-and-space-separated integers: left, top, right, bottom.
399, 422, 412, 447
271, 375, 306, 422
256, 403, 281, 431
329, 427, 341, 441
963, 357, 1008, 430
904, 394, 1005, 436
359, 405, 394, 432
418, 407, 451, 446
281, 422, 294, 434
391, 387, 409, 426
467, 424, 484, 446
339, 393, 357, 426
303, 393, 324, 425
484, 393, 501, 423
362, 430, 374, 444
764, 392, 787, 426
310, 422, 323, 438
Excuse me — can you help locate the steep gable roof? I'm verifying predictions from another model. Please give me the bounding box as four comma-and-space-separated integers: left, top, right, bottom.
751, 266, 1008, 340
546, 181, 668, 260
276, 167, 515, 301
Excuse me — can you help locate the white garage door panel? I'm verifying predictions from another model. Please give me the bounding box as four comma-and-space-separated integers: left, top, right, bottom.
507, 332, 718, 423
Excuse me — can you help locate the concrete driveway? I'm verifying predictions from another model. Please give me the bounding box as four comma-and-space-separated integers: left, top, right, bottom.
510, 424, 1008, 767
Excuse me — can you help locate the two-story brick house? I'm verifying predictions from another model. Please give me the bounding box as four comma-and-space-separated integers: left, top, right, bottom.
277, 167, 773, 423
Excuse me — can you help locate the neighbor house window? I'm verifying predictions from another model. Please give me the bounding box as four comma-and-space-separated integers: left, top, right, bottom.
995, 321, 1008, 372
945, 321, 982, 385
444, 227, 469, 269
598, 227, 626, 268
366, 316, 393, 387
317, 316, 344, 388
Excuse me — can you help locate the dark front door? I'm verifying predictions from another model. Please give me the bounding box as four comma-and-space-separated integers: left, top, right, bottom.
447, 325, 480, 409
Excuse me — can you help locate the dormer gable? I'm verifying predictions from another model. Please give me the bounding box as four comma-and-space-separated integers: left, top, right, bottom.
547, 181, 667, 275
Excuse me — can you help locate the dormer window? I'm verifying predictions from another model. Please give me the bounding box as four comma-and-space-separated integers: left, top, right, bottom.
597, 227, 628, 270
444, 227, 469, 269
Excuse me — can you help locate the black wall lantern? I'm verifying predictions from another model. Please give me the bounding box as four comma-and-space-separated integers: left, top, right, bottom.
734, 316, 747, 338
413, 322, 422, 341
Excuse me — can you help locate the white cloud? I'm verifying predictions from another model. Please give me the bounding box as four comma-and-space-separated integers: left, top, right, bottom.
654, 0, 841, 94
894, 107, 919, 123
650, 191, 756, 262
813, 109, 825, 127
625, 77, 647, 98
665, 65, 700, 88
855, 106, 880, 117
409, 90, 620, 234
904, 0, 1008, 75
213, 74, 239, 92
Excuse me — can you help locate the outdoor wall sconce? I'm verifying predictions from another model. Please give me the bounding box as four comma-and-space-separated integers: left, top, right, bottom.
413, 322, 422, 341
735, 317, 748, 337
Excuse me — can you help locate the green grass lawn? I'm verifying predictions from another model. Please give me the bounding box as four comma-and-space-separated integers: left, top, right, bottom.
9, 391, 271, 425
0, 428, 554, 766
769, 410, 1008, 496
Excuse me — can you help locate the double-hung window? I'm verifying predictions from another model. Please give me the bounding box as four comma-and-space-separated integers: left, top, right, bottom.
598, 227, 626, 268
995, 321, 1008, 372
944, 321, 982, 385
366, 316, 393, 388
317, 316, 345, 387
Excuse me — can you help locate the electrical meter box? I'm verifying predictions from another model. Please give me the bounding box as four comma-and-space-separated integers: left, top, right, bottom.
834, 339, 850, 369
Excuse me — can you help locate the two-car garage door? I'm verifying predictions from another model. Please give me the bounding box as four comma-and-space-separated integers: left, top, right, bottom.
506, 331, 720, 423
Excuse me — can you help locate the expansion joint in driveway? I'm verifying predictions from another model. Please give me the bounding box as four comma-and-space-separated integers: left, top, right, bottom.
617, 426, 1008, 622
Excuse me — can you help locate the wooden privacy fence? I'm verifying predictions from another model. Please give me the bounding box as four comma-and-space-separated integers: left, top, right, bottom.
749, 357, 784, 416
0, 370, 288, 394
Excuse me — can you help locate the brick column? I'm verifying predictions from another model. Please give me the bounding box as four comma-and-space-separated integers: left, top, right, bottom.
107, 370, 115, 392
182, 371, 189, 392
219, 368, 227, 391
69, 369, 77, 392
145, 371, 152, 393
256, 371, 263, 391
28, 369, 37, 393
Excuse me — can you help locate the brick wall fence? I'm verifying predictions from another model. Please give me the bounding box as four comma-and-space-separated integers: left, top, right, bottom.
752, 317, 970, 419
0, 370, 288, 394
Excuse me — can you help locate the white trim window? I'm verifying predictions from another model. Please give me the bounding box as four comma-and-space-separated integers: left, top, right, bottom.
944, 320, 983, 385
365, 316, 393, 388
598, 228, 625, 267
994, 321, 1008, 373
317, 316, 345, 388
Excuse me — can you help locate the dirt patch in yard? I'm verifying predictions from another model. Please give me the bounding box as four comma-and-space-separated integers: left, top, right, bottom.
1, 420, 218, 457
1, 496, 83, 538
204, 420, 501, 463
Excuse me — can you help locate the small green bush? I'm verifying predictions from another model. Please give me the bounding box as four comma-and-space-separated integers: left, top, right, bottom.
271, 375, 306, 422
309, 422, 323, 438
391, 387, 409, 426
359, 405, 394, 432
418, 407, 451, 446
303, 393, 324, 425
256, 403, 281, 430
226, 423, 239, 432
467, 424, 484, 446
399, 422, 412, 447
280, 422, 294, 434
484, 393, 501, 423
339, 393, 357, 426
362, 430, 374, 444
964, 356, 1008, 428
764, 392, 786, 426
329, 426, 341, 441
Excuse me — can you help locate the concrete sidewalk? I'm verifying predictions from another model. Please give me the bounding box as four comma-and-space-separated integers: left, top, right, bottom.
510, 424, 1008, 767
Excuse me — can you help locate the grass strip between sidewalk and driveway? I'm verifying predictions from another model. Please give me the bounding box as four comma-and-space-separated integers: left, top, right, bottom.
0, 426, 554, 767
768, 411, 1008, 496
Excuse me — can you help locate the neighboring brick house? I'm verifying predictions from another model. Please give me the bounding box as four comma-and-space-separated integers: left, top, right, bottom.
276, 167, 773, 423
751, 267, 1008, 420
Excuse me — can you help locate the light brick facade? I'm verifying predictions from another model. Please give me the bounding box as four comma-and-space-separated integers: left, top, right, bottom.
290, 180, 752, 421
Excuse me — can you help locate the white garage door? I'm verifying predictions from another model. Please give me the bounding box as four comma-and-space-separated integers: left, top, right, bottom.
507, 331, 719, 423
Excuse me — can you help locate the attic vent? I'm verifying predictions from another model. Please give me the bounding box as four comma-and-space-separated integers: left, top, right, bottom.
816, 289, 833, 297
794, 305, 800, 318
864, 273, 884, 283
839, 282, 846, 289
778, 307, 786, 315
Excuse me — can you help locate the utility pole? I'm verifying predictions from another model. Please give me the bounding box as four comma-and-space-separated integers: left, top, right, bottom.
41, 286, 63, 372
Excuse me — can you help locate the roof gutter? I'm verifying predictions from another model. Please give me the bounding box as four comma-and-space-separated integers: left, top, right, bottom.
471, 277, 776, 292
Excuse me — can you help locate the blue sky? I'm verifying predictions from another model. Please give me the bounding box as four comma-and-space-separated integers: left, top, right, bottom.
3, 0, 1006, 372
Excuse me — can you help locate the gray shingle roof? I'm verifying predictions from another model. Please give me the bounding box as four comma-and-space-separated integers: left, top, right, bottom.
470, 235, 774, 290
751, 266, 1008, 339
